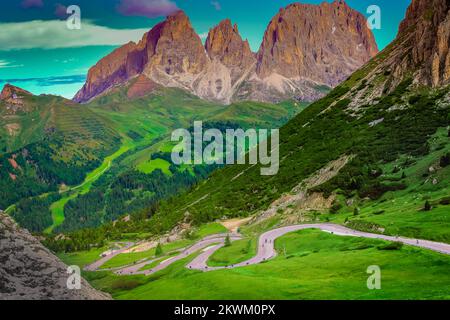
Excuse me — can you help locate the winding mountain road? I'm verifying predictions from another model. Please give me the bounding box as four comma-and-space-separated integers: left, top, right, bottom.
85, 224, 450, 276
84, 242, 134, 271
187, 223, 450, 272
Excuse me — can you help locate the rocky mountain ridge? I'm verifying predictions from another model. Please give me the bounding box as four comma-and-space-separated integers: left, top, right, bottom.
74, 1, 378, 104
343, 0, 450, 110
395, 0, 450, 87
0, 84, 32, 107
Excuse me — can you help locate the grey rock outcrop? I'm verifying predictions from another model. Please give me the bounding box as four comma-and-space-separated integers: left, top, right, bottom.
0, 212, 111, 300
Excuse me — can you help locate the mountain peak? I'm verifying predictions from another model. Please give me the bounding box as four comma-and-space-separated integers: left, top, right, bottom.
205, 19, 255, 72
1, 84, 32, 101
256, 1, 378, 85
398, 0, 438, 34
74, 3, 378, 104
391, 0, 450, 87
332, 0, 348, 7
74, 9, 207, 103
167, 9, 188, 21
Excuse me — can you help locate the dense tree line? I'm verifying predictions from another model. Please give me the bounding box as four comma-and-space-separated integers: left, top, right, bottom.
0, 133, 119, 211
0, 149, 57, 210
314, 79, 449, 199
11, 193, 61, 232
53, 156, 218, 233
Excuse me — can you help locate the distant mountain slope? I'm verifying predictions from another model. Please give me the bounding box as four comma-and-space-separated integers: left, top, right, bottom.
140, 0, 450, 241
50, 83, 303, 234
0, 211, 110, 300
1, 77, 303, 234
0, 85, 121, 213
74, 1, 378, 104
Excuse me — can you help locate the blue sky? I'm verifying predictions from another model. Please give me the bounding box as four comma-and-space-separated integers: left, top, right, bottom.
0, 0, 411, 98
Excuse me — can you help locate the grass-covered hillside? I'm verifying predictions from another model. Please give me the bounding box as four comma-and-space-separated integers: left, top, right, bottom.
45, 27, 450, 251
2, 80, 304, 234
53, 0, 450, 300
141, 34, 450, 243
60, 228, 450, 300
0, 93, 122, 226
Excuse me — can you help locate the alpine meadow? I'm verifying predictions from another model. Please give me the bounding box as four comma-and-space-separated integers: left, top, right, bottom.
0, 0, 449, 303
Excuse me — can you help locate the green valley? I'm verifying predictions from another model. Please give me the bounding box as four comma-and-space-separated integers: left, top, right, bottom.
52, 0, 450, 301
2, 0, 450, 302
2, 81, 302, 234
65, 229, 450, 300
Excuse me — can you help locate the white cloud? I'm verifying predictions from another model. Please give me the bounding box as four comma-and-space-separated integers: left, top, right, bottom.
199, 32, 209, 41
0, 20, 149, 51
0, 60, 24, 68
211, 1, 221, 11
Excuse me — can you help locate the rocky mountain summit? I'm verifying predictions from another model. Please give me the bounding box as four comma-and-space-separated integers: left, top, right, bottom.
395, 0, 450, 87
0, 212, 110, 300
205, 19, 256, 78
344, 0, 450, 110
74, 1, 378, 104
257, 0, 378, 86
0, 84, 32, 106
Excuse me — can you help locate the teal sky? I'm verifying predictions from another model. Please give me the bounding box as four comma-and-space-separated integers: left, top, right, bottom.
0, 0, 411, 98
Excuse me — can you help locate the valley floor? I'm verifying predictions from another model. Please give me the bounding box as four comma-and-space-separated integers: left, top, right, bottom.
60, 223, 450, 300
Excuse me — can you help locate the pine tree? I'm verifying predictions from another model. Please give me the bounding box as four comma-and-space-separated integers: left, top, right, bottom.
424, 201, 432, 211
224, 234, 231, 247
155, 243, 163, 256
440, 153, 450, 167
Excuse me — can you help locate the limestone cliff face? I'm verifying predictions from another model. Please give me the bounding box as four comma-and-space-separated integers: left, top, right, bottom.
74, 11, 208, 103
256, 0, 378, 87
0, 84, 32, 105
337, 0, 450, 111
73, 42, 137, 103
393, 0, 450, 87
0, 212, 111, 300
140, 11, 208, 80
205, 19, 256, 81
74, 2, 379, 104
194, 19, 257, 103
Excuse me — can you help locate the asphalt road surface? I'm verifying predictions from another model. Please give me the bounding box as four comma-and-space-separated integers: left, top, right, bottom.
85, 224, 450, 275
187, 223, 450, 272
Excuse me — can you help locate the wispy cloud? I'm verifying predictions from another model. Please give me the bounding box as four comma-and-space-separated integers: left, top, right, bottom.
211, 1, 221, 11
54, 3, 68, 19
0, 20, 149, 50
199, 32, 209, 41
0, 60, 24, 69
21, 0, 44, 9
117, 0, 179, 18
0, 75, 87, 98
0, 75, 86, 87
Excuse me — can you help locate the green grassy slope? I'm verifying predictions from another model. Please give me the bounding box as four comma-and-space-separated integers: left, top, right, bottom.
0, 94, 122, 231
142, 38, 450, 243
50, 87, 301, 233
77, 229, 450, 300
56, 2, 450, 300
3, 82, 302, 234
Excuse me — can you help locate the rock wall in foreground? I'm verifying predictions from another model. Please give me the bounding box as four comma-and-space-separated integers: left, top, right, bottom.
0, 212, 111, 300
